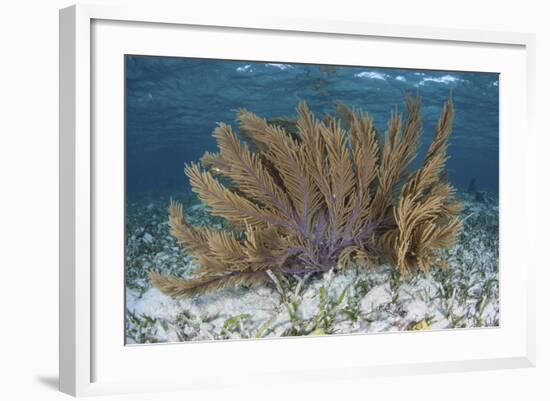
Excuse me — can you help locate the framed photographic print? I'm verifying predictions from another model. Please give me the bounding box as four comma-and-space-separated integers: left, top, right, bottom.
59, 4, 536, 396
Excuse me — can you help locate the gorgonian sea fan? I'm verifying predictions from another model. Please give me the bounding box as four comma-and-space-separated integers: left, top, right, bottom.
150, 96, 463, 298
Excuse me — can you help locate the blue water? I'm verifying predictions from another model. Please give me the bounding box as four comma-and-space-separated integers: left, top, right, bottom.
125, 56, 499, 197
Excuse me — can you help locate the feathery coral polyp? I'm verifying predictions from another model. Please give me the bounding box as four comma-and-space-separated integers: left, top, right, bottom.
150, 96, 462, 298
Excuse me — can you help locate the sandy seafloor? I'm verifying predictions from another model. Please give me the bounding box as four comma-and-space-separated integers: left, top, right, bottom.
125, 190, 499, 344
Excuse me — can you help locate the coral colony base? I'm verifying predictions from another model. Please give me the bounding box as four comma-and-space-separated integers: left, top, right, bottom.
125, 97, 499, 343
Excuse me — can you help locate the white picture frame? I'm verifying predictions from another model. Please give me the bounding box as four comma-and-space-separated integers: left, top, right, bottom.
59, 3, 536, 397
